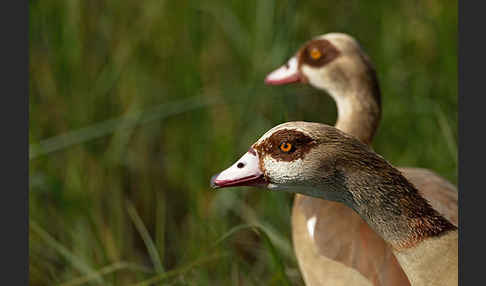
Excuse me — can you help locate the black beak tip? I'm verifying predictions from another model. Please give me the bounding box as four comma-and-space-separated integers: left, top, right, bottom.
210, 173, 221, 189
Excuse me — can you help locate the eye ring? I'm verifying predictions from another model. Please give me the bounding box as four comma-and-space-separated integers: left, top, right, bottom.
310, 47, 322, 60
280, 142, 293, 153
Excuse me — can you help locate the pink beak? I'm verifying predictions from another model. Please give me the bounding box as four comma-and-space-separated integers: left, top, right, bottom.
210, 149, 268, 189
264, 57, 301, 85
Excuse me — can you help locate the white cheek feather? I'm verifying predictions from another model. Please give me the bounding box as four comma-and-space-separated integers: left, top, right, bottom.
301, 64, 344, 102
307, 216, 317, 240
263, 156, 305, 183
262, 151, 325, 198
301, 65, 326, 90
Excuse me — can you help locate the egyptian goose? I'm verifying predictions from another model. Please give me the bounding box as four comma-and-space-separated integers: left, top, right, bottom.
211, 121, 458, 286
264, 33, 458, 285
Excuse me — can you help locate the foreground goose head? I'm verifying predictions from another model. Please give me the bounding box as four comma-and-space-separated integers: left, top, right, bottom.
213, 122, 388, 204
265, 33, 381, 145
211, 122, 457, 285
210, 121, 455, 246
212, 121, 371, 203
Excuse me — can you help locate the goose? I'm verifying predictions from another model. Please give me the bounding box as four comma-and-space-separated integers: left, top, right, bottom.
210, 121, 458, 286
264, 33, 458, 285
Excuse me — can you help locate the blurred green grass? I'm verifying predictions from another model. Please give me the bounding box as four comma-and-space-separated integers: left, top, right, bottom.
29, 0, 457, 285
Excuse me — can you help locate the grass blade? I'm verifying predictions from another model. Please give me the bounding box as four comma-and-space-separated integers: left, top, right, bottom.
126, 200, 164, 274
30, 220, 104, 284
29, 95, 223, 160
211, 224, 291, 286
435, 105, 458, 164
59, 262, 152, 286
133, 253, 226, 286
254, 226, 291, 286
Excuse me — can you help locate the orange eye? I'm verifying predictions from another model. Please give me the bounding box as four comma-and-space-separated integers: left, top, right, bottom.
310, 48, 322, 60
280, 142, 293, 153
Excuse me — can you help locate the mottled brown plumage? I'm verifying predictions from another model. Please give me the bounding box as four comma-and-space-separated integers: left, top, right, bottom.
254, 123, 456, 248
211, 122, 458, 286
264, 32, 458, 286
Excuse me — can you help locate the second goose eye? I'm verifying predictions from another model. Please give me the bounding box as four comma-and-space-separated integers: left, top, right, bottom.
310, 48, 322, 60
280, 142, 293, 153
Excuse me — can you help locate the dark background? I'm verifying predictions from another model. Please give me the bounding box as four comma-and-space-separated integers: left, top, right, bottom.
29, 0, 457, 285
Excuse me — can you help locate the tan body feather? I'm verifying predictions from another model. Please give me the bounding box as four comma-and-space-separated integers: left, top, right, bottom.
265, 33, 458, 285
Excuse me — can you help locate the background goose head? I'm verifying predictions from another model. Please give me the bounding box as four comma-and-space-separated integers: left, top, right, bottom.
265, 33, 377, 96
265, 33, 381, 145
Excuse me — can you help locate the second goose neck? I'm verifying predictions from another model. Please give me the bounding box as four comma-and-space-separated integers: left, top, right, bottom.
332, 66, 381, 145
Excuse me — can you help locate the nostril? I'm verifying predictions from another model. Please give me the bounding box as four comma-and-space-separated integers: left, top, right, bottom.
237, 162, 245, 168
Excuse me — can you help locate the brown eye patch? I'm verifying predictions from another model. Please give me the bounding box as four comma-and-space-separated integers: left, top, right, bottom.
254, 129, 317, 162
298, 39, 341, 68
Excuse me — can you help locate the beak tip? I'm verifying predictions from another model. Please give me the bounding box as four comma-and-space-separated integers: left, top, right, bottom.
264, 75, 274, 85
210, 173, 221, 189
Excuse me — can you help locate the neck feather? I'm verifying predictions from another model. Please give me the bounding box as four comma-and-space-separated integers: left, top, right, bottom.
339, 165, 456, 250
332, 59, 381, 145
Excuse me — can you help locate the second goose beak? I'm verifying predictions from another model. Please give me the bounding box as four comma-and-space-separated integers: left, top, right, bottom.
264, 57, 301, 85
210, 149, 267, 189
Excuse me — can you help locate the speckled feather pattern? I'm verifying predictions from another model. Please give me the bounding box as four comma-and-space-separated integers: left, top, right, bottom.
251, 121, 457, 286
268, 33, 459, 286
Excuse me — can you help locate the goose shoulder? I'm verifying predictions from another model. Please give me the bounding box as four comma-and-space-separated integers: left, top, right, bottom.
211, 122, 457, 286
292, 194, 410, 286
264, 33, 457, 286
399, 167, 457, 226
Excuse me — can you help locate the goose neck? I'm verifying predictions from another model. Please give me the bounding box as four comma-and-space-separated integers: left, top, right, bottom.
331, 69, 381, 145
338, 168, 457, 251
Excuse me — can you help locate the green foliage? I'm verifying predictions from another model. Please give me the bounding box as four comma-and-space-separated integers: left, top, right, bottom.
29, 0, 457, 284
